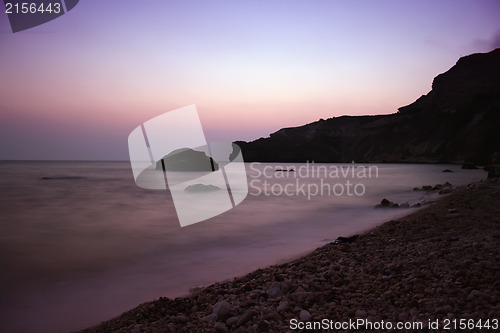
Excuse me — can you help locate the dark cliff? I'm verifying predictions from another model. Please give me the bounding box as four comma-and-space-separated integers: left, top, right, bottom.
236, 49, 500, 164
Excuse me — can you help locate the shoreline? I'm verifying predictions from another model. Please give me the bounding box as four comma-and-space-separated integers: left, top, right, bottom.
80, 179, 500, 332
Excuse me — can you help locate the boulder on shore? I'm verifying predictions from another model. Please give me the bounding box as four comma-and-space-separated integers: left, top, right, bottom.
375, 198, 400, 208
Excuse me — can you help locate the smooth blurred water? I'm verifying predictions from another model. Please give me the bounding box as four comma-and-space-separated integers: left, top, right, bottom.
0, 161, 485, 332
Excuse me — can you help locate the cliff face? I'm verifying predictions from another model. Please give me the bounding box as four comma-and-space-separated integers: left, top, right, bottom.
236, 49, 500, 164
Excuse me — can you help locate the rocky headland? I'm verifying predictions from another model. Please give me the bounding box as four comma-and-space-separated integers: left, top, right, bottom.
236, 49, 500, 165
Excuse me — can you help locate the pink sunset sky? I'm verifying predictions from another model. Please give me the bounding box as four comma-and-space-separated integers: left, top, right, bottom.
0, 0, 499, 160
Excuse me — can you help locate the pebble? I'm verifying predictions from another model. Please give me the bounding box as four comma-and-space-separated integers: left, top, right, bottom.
131, 324, 142, 333
213, 300, 232, 317
225, 316, 239, 328
277, 300, 289, 312
201, 313, 218, 322
267, 286, 283, 298
236, 309, 256, 327
355, 310, 367, 318
300, 310, 312, 321
214, 321, 228, 333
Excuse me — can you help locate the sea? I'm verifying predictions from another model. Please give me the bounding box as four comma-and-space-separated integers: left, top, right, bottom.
0, 161, 485, 332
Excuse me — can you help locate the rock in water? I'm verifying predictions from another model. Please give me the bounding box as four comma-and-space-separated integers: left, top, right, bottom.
267, 286, 284, 298
156, 148, 219, 171
334, 235, 359, 244
184, 184, 221, 192
380, 198, 391, 207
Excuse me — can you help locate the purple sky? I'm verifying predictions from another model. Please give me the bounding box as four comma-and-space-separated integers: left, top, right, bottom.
1, 0, 499, 160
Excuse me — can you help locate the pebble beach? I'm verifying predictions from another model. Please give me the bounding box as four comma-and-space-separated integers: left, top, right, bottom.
80, 179, 500, 333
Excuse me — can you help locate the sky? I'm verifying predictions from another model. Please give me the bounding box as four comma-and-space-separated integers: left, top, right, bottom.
0, 0, 499, 160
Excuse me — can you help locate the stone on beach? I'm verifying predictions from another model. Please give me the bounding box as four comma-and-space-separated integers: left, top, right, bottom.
214, 321, 228, 333
213, 300, 232, 318
299, 309, 312, 321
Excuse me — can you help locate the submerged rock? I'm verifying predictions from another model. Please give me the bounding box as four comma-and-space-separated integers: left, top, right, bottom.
414, 182, 453, 193
184, 184, 221, 192
41, 176, 85, 180
375, 198, 401, 208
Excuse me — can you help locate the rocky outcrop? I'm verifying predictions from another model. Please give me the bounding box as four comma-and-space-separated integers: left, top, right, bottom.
236, 49, 500, 164
156, 148, 219, 171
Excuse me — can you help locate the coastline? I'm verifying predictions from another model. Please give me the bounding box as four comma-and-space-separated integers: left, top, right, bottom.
80, 179, 500, 332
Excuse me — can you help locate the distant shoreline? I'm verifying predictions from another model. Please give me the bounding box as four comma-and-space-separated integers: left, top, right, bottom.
80, 178, 500, 332
0, 159, 485, 165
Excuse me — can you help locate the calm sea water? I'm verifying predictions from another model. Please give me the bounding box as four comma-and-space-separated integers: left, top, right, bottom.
0, 161, 485, 332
